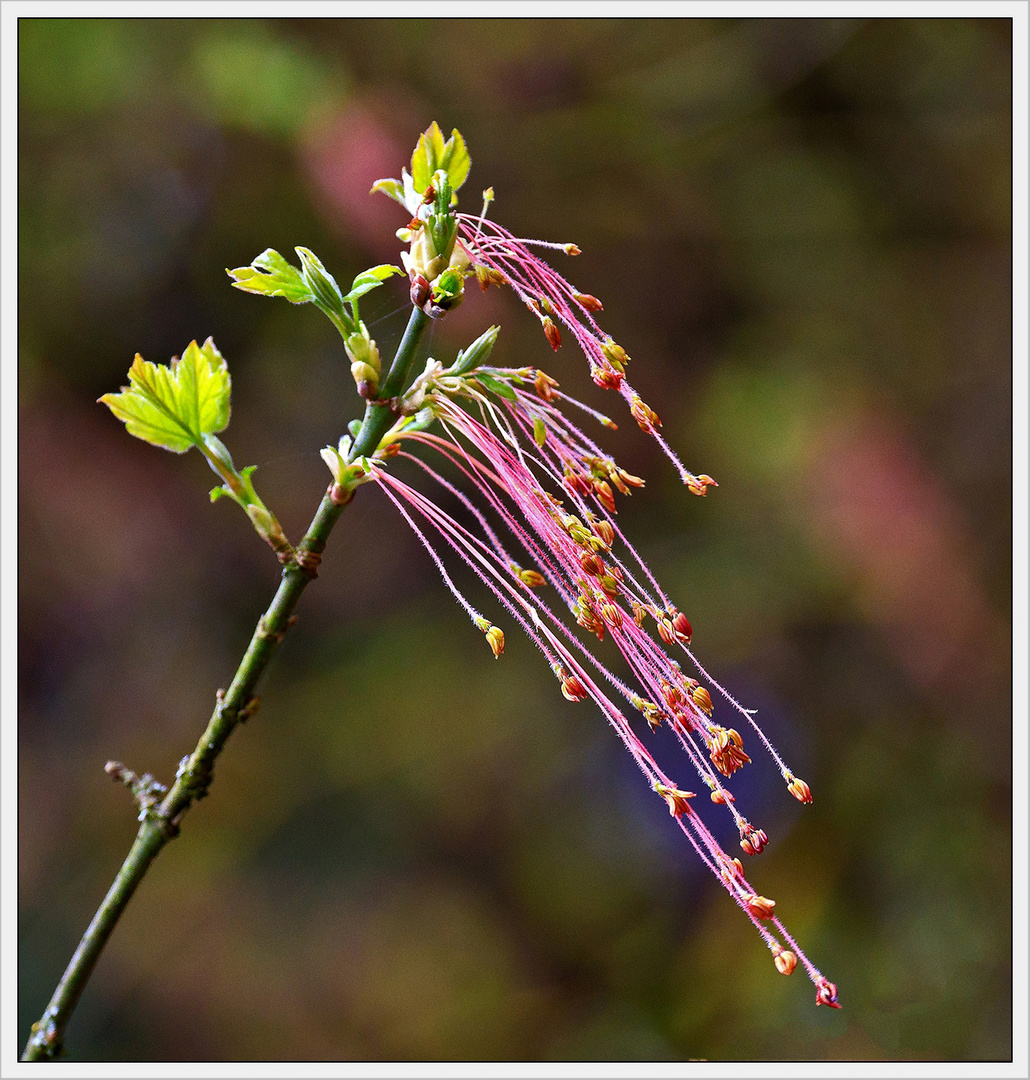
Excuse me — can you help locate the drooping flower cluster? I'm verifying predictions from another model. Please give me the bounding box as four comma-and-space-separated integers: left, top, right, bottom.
357, 124, 839, 1008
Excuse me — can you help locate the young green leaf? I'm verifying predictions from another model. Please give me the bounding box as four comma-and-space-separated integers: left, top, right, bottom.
439, 128, 470, 192
343, 264, 403, 304
227, 249, 312, 303
99, 339, 231, 453
411, 122, 445, 194
368, 177, 406, 206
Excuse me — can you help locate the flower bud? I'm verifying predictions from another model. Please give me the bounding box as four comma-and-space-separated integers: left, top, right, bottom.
561, 674, 588, 701
600, 337, 630, 369
591, 519, 615, 548
573, 292, 604, 312
629, 395, 661, 431
517, 568, 546, 588
787, 776, 813, 804
815, 978, 842, 1009
690, 686, 713, 715
590, 364, 623, 390
773, 949, 797, 976
594, 480, 616, 514
746, 893, 776, 920
350, 361, 379, 399
534, 370, 559, 401
484, 625, 505, 659
672, 612, 693, 644
542, 316, 562, 351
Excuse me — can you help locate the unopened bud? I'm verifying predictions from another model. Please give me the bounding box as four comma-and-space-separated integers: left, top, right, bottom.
787, 776, 813, 804
542, 316, 562, 351
484, 625, 505, 659
672, 612, 693, 644
560, 673, 588, 701
690, 686, 713, 715
601, 337, 630, 368
594, 480, 616, 514
629, 395, 661, 431
579, 552, 603, 576
563, 243, 581, 256
518, 568, 546, 587
534, 370, 560, 401
574, 292, 604, 312
710, 788, 735, 804
451, 325, 500, 376
746, 894, 777, 920
774, 949, 798, 976
815, 978, 842, 1009
350, 361, 380, 399
590, 364, 623, 390
591, 519, 615, 548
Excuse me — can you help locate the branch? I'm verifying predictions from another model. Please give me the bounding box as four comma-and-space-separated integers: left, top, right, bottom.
22, 304, 430, 1062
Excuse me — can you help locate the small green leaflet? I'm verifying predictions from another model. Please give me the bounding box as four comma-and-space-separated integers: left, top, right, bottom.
226, 249, 312, 303
344, 264, 403, 303
476, 373, 517, 402
99, 339, 231, 453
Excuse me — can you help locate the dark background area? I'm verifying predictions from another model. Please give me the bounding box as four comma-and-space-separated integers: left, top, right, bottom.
18, 17, 1012, 1062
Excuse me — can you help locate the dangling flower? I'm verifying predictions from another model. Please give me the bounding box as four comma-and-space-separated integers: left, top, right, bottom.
363, 123, 838, 1009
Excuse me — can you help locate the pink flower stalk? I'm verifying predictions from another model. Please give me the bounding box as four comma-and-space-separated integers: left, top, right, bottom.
454, 208, 718, 497
366, 365, 839, 1009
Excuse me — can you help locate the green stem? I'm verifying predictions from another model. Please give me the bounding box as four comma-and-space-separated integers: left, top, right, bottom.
22, 303, 430, 1062
349, 306, 429, 460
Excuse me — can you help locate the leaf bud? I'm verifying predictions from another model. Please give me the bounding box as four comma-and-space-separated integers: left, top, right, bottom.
450, 325, 500, 376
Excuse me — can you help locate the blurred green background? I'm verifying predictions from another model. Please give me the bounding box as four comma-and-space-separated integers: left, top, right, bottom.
18, 17, 1012, 1062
